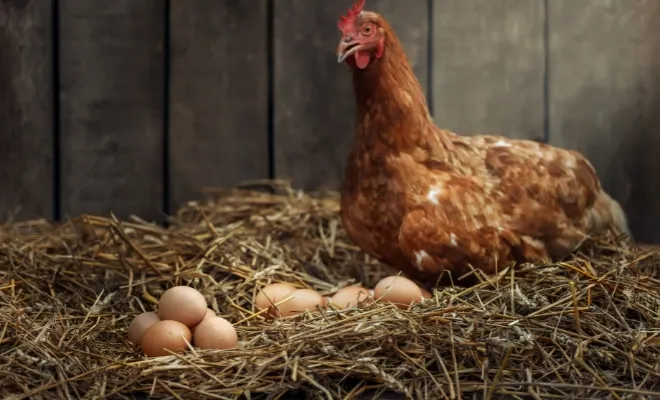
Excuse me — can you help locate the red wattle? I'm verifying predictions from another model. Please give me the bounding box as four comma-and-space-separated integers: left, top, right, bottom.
355, 50, 370, 69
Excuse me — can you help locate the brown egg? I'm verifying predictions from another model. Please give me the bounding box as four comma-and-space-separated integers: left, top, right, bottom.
330, 285, 371, 309
277, 289, 325, 317
205, 308, 216, 318
157, 286, 208, 328
254, 282, 297, 315
374, 276, 423, 310
127, 311, 161, 344
140, 320, 192, 357
191, 308, 217, 334
192, 317, 238, 350
420, 288, 433, 299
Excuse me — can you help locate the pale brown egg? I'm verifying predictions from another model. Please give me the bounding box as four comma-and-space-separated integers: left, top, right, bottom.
420, 288, 433, 299
127, 311, 161, 344
157, 286, 208, 328
203, 308, 216, 319
330, 285, 371, 309
140, 320, 192, 357
277, 288, 325, 317
192, 316, 238, 350
191, 308, 217, 334
254, 282, 297, 315
374, 276, 423, 310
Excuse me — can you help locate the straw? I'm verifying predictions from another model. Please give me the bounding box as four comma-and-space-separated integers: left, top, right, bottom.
1, 180, 659, 399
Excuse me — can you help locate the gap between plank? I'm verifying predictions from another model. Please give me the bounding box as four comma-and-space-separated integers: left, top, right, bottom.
52, 0, 61, 221
162, 0, 172, 222
427, 0, 434, 117
267, 0, 275, 180
542, 0, 550, 143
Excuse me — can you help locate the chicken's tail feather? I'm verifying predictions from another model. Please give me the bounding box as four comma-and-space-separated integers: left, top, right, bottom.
588, 190, 631, 240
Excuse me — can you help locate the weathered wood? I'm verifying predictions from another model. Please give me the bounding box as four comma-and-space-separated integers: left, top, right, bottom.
169, 0, 269, 212
369, 1, 430, 97
432, 0, 545, 140
274, 0, 430, 191
0, 1, 54, 221
548, 0, 660, 243
58, 0, 165, 221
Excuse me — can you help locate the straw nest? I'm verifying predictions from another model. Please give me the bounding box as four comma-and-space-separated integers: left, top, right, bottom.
1, 180, 659, 400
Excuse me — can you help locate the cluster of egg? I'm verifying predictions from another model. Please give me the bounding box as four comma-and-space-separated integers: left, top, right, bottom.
255, 275, 432, 317
127, 286, 238, 357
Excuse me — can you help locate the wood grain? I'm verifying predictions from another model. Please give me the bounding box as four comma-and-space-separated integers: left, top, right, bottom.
169, 0, 269, 212
58, 0, 165, 221
0, 1, 54, 221
273, 0, 430, 191
432, 0, 545, 140
368, 1, 429, 97
548, 0, 660, 243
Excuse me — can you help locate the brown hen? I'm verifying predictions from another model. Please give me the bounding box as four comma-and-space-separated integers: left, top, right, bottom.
336, 0, 630, 285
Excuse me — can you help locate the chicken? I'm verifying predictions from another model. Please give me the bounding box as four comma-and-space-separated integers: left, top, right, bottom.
335, 0, 630, 285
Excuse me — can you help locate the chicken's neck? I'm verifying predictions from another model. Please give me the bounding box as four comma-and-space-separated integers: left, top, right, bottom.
351, 40, 434, 150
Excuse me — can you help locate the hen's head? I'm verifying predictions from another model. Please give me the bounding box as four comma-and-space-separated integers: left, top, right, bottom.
336, 0, 386, 70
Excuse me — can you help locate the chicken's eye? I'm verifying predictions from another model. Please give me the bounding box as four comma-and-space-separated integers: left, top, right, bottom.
362, 25, 372, 35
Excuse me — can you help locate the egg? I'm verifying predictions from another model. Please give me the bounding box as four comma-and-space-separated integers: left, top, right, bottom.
374, 276, 423, 309
157, 286, 208, 328
140, 320, 192, 357
277, 288, 325, 317
191, 308, 217, 334
192, 317, 238, 350
127, 311, 161, 344
254, 282, 297, 315
421, 288, 433, 299
204, 308, 216, 318
330, 285, 371, 309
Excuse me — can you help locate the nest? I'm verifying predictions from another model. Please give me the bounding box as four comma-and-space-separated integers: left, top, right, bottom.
1, 180, 660, 400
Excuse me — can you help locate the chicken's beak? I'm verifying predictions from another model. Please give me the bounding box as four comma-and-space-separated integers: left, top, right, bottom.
337, 39, 362, 63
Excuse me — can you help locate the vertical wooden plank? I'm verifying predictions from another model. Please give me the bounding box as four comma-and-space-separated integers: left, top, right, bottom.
368, 1, 429, 98
169, 0, 269, 212
274, 0, 430, 191
433, 0, 545, 140
548, 0, 660, 243
59, 1, 165, 221
0, 1, 54, 221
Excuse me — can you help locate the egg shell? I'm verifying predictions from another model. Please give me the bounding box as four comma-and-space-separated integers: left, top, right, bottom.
157, 286, 208, 328
330, 285, 371, 309
191, 308, 217, 334
127, 311, 162, 344
277, 288, 325, 317
192, 317, 238, 350
374, 276, 423, 310
203, 308, 216, 319
254, 282, 297, 315
140, 320, 192, 357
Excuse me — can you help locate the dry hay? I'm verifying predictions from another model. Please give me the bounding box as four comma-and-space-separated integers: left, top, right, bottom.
1, 180, 660, 400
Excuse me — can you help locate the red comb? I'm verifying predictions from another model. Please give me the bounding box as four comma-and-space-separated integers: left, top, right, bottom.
337, 0, 366, 32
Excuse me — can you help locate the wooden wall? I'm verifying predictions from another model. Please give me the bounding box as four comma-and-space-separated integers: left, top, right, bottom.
1, 0, 659, 243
